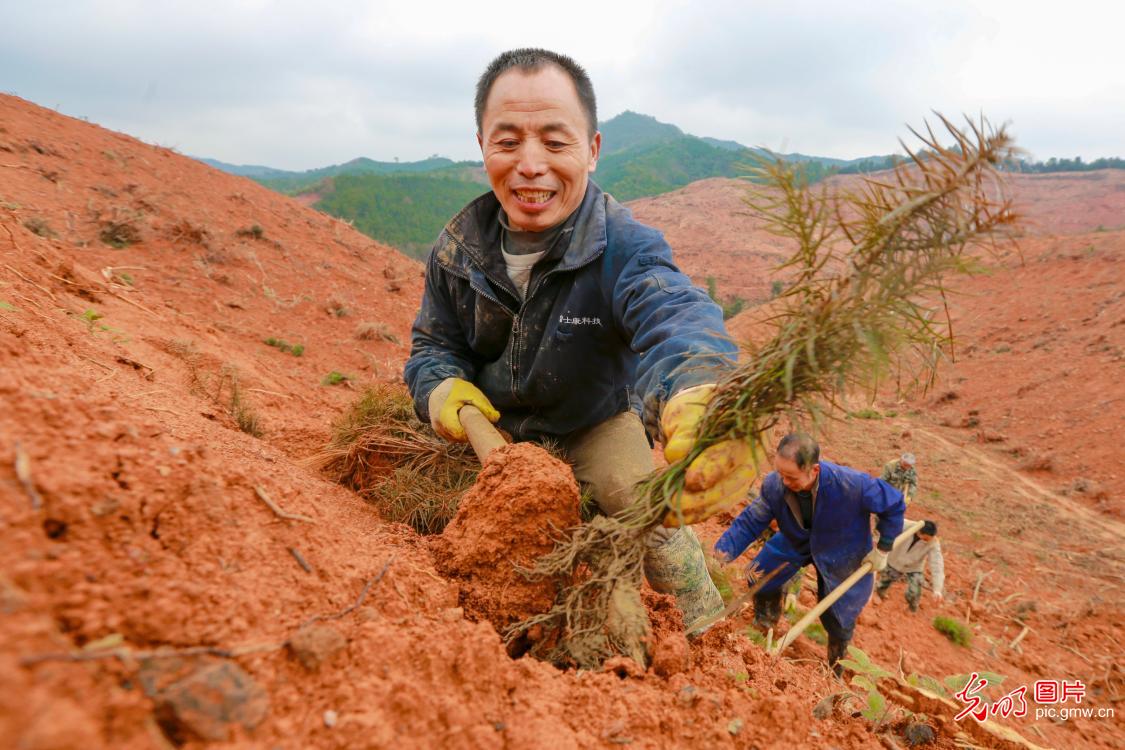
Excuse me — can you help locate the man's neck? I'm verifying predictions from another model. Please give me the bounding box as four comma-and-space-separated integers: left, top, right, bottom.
499, 210, 575, 256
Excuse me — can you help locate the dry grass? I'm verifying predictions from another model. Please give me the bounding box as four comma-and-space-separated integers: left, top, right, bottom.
354, 321, 399, 343
309, 384, 477, 534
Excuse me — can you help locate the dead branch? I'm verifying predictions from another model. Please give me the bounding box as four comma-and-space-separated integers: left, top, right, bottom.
253, 485, 314, 523
78, 354, 114, 372
4, 263, 58, 303
301, 555, 396, 628
288, 547, 313, 574
14, 442, 42, 510
1009, 626, 1030, 650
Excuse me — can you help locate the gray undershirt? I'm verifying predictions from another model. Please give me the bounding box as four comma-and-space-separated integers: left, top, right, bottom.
498, 211, 575, 300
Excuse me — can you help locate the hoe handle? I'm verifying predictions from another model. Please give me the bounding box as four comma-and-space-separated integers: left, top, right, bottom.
459, 405, 508, 463
773, 519, 926, 655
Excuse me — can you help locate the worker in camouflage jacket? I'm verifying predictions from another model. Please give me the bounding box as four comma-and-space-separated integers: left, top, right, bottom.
881, 452, 919, 503
877, 519, 945, 611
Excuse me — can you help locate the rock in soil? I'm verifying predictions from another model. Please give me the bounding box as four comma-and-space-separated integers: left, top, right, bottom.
288, 624, 347, 671
155, 661, 269, 742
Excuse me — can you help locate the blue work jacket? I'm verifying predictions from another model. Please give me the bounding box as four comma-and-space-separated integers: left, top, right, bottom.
715, 461, 906, 626
404, 181, 737, 443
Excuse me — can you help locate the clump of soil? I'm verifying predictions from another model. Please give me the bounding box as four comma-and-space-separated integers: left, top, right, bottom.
430, 442, 581, 648
643, 588, 691, 677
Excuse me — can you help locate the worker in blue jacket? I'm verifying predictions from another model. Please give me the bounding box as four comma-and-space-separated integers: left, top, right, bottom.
404, 48, 758, 629
714, 433, 905, 674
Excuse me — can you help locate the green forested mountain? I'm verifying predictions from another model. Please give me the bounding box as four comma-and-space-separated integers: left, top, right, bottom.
198, 112, 1121, 258
315, 173, 489, 259
598, 110, 685, 155
595, 135, 755, 201
257, 157, 482, 194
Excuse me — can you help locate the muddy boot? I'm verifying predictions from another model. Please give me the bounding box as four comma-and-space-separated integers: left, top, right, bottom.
752, 589, 783, 633
827, 635, 850, 678
643, 527, 723, 633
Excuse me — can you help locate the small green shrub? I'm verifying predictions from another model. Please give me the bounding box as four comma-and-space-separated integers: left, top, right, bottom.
770, 279, 785, 298
322, 371, 351, 386
264, 337, 304, 356
236, 224, 264, 239
933, 616, 972, 647
848, 407, 883, 420
804, 620, 828, 645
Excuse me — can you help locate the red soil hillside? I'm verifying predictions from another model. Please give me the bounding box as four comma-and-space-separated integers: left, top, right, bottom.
628, 170, 1125, 308
706, 179, 1124, 517
2, 92, 1119, 750
673, 172, 1125, 748
0, 95, 882, 750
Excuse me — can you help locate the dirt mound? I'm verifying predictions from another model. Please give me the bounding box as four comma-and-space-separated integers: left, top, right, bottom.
431, 442, 581, 638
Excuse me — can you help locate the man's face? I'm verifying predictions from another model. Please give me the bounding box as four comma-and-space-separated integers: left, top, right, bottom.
774, 454, 819, 493
477, 66, 601, 232
900, 460, 912, 471
917, 533, 934, 543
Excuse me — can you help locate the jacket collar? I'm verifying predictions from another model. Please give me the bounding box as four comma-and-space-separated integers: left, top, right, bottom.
440, 180, 608, 284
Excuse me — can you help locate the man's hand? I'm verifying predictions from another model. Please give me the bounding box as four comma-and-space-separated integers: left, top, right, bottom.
428, 378, 500, 442
933, 591, 944, 602
863, 548, 888, 572
661, 384, 760, 526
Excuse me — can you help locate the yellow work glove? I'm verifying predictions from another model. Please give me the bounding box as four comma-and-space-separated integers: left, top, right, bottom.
427, 377, 500, 442
660, 384, 760, 527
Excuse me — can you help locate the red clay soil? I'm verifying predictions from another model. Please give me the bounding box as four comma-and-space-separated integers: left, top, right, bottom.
431, 442, 581, 637
2, 92, 1120, 749
0, 95, 886, 750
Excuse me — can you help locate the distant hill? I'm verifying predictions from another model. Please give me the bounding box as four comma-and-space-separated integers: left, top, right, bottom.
315, 173, 490, 260
197, 158, 292, 179
197, 113, 1122, 256
598, 111, 685, 155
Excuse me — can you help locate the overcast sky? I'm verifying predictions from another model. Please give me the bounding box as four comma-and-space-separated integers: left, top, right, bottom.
2, 0, 1121, 170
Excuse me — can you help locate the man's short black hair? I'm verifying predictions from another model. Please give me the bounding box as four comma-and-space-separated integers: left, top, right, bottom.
921, 520, 938, 536
777, 432, 820, 470
474, 48, 598, 139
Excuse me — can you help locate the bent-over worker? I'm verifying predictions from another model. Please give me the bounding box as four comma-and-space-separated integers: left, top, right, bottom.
714, 433, 905, 675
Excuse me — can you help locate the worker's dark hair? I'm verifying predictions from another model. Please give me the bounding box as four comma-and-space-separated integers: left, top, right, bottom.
474, 48, 598, 139
777, 432, 820, 470
921, 520, 938, 536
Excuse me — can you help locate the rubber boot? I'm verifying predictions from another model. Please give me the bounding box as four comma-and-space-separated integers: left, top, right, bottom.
827, 635, 850, 678
643, 526, 723, 633
752, 589, 783, 633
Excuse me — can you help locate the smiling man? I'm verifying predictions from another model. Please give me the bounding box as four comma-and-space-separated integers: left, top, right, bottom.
404, 48, 754, 630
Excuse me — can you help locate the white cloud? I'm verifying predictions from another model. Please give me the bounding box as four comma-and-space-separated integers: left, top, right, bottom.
1, 0, 1120, 168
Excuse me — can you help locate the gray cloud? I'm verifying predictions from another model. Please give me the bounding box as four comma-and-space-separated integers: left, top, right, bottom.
1, 1, 1120, 169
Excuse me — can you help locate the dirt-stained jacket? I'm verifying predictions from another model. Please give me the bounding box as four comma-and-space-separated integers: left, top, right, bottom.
714, 461, 906, 627
881, 460, 918, 499
887, 535, 945, 596
403, 181, 737, 443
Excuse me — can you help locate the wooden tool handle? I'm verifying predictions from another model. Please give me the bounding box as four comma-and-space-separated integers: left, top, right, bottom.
773, 519, 925, 655
459, 405, 508, 463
